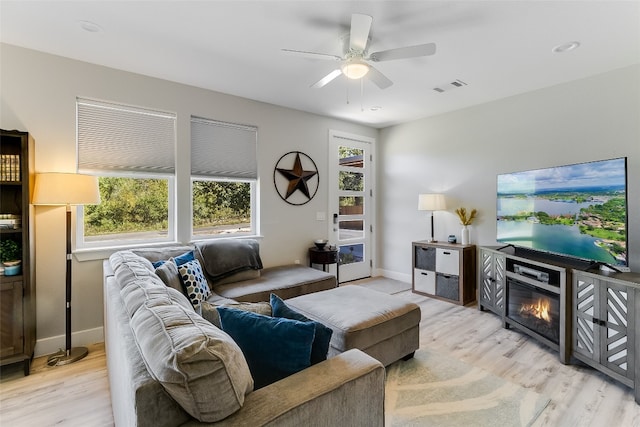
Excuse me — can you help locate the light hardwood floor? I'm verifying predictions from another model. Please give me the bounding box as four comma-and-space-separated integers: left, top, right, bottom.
1, 278, 639, 426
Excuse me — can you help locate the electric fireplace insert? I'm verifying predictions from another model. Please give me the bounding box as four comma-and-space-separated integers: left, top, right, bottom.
506, 278, 560, 344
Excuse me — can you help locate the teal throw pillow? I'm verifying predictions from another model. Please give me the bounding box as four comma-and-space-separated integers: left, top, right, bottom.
217, 307, 315, 389
270, 294, 333, 365
178, 259, 211, 309
173, 250, 195, 266
151, 250, 195, 268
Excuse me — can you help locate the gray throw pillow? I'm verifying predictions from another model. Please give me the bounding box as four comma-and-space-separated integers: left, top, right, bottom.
155, 259, 184, 294
201, 301, 272, 329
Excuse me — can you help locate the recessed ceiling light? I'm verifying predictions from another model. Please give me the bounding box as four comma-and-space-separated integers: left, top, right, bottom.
78, 20, 103, 33
370, 106, 382, 111
552, 41, 580, 53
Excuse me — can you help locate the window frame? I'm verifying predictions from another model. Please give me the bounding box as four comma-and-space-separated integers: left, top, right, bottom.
190, 176, 258, 241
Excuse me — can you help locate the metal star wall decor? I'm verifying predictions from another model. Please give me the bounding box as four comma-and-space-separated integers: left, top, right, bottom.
274, 151, 319, 205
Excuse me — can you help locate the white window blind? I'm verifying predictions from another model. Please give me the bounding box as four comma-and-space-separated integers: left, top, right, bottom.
77, 98, 176, 174
191, 117, 257, 180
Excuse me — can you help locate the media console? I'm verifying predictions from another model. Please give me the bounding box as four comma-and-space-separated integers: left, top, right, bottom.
478, 246, 570, 363
478, 245, 640, 404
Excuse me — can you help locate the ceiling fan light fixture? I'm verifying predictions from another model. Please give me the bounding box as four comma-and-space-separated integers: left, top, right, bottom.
342, 60, 370, 79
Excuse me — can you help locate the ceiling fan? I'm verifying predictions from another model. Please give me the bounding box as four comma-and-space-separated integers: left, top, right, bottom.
282, 13, 436, 90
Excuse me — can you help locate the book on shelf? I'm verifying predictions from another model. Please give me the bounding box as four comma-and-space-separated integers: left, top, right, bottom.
0, 154, 21, 181
0, 219, 21, 229
0, 214, 21, 229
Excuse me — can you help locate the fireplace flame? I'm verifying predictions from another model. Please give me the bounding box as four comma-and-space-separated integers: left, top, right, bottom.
519, 298, 551, 322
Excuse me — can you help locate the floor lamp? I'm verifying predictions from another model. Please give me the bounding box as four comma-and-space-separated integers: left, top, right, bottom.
32, 172, 100, 366
418, 193, 446, 242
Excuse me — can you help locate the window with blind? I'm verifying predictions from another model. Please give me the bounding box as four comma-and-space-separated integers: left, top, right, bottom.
190, 116, 258, 239
76, 98, 177, 248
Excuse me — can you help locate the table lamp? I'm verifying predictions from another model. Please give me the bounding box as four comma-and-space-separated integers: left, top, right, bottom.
418, 193, 446, 242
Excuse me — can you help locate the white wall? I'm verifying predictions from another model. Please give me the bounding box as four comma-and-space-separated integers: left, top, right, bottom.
0, 44, 377, 355
3, 42, 639, 355
378, 64, 640, 281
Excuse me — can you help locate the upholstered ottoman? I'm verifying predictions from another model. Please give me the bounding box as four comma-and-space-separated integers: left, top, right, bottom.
286, 285, 421, 366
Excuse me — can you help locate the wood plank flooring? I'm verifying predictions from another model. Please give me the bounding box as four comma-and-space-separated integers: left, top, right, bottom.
0, 342, 113, 426
1, 278, 639, 426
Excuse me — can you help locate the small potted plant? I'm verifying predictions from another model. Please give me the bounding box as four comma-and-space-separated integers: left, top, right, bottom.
0, 239, 22, 275
455, 207, 477, 245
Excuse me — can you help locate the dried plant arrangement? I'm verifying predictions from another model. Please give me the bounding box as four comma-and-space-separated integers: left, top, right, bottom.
455, 207, 477, 226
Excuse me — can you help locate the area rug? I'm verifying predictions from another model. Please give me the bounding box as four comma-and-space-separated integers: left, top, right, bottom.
385, 348, 550, 427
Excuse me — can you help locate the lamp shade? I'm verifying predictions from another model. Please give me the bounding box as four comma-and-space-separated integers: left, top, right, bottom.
32, 173, 100, 206
342, 60, 370, 79
418, 193, 446, 211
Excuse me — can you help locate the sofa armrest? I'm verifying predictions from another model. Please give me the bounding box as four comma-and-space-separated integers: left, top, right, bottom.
181, 349, 385, 427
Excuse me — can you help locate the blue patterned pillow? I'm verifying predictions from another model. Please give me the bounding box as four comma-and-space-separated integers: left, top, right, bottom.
178, 259, 211, 309
217, 307, 315, 389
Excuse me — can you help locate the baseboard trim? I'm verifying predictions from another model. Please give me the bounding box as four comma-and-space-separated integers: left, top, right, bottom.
378, 269, 411, 284
34, 327, 104, 358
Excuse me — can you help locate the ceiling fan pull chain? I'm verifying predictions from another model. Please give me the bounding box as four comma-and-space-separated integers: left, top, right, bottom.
360, 79, 365, 112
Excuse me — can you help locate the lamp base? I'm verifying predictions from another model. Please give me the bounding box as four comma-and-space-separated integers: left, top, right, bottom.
46, 346, 89, 366
427, 238, 438, 243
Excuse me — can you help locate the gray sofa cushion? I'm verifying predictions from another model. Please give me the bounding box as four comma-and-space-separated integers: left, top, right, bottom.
287, 286, 421, 353
213, 268, 260, 286
111, 251, 193, 317
111, 250, 159, 285
121, 280, 194, 317
215, 264, 337, 302
130, 297, 254, 422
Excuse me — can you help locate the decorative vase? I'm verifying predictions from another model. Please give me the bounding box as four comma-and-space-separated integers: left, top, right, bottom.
461, 226, 470, 245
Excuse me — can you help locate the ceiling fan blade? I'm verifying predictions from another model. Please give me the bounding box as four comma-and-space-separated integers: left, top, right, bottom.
281, 49, 342, 61
369, 43, 436, 62
367, 65, 393, 89
349, 14, 372, 52
311, 69, 342, 88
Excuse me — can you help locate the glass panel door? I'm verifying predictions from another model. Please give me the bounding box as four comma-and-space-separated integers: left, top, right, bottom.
329, 131, 374, 283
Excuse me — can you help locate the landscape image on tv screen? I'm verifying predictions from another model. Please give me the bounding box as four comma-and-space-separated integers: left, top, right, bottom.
497, 157, 627, 267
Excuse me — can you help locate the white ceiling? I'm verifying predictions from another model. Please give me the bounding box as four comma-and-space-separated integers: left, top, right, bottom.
1, 1, 639, 128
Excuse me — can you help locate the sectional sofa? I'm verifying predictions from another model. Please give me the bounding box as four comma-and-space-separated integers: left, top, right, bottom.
103, 240, 385, 426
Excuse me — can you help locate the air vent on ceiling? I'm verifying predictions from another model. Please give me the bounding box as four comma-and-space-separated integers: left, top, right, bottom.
433, 79, 468, 93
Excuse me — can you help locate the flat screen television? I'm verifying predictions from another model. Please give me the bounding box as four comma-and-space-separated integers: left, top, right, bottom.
497, 157, 628, 267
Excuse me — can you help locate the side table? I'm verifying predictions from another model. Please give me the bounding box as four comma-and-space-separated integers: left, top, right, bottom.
309, 247, 339, 284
